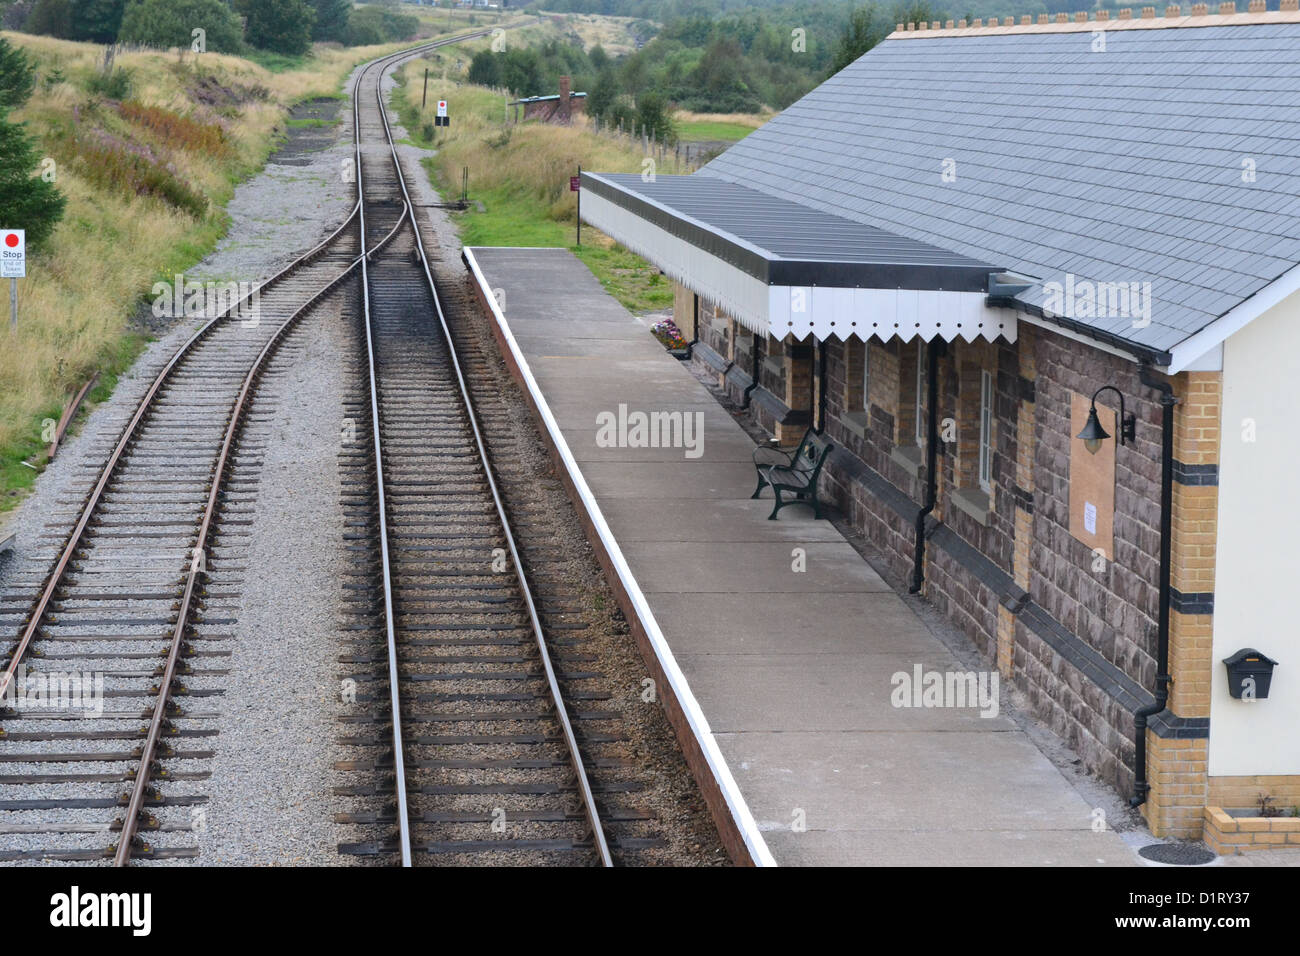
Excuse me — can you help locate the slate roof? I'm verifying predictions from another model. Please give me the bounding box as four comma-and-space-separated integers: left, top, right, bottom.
696, 22, 1300, 356
584, 172, 997, 291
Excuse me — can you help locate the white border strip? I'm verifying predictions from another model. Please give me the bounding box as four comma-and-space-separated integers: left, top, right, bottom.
464, 247, 777, 867
1165, 260, 1300, 374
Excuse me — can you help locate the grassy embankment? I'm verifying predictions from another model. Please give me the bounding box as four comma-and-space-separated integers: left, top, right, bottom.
390, 35, 696, 316
674, 110, 767, 144
0, 30, 480, 510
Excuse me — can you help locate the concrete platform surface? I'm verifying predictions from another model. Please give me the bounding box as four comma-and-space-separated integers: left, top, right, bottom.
466, 246, 1141, 867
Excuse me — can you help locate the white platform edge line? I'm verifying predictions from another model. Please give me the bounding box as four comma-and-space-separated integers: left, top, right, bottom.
463, 247, 778, 868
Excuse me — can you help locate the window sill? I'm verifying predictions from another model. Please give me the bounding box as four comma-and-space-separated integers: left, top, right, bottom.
950, 487, 991, 526
842, 411, 869, 440
891, 444, 924, 479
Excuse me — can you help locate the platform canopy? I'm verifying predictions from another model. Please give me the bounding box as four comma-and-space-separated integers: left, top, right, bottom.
581, 172, 1016, 344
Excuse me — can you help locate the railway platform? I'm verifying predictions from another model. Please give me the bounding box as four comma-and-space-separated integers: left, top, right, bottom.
464, 246, 1137, 867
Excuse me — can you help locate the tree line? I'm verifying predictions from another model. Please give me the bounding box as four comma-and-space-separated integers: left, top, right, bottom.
1, 0, 421, 56
462, 1, 939, 142
0, 36, 65, 250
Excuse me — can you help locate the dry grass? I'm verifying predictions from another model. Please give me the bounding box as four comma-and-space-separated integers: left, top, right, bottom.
672, 109, 773, 129
395, 54, 689, 225
391, 49, 683, 312
0, 30, 479, 506
560, 13, 647, 56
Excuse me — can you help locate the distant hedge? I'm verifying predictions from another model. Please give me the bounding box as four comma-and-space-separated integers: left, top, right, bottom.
345, 6, 418, 46
117, 0, 245, 54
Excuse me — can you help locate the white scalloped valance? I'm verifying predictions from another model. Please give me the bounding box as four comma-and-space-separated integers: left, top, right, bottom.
581, 187, 1016, 345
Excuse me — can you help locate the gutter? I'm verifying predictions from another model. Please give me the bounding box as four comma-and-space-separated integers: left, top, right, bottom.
910, 341, 944, 593
1130, 363, 1178, 806
986, 294, 1173, 368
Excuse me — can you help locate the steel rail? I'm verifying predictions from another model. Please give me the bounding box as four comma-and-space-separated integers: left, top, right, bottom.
114, 31, 482, 863
367, 47, 614, 866
0, 31, 484, 866
121, 30, 477, 866
350, 32, 488, 869
0, 196, 362, 709
110, 190, 418, 863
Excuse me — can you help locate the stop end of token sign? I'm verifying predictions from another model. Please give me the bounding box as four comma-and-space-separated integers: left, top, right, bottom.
1, 229, 25, 279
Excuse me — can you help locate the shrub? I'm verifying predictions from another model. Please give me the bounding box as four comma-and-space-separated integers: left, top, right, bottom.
0, 118, 66, 250
237, 0, 315, 56
344, 6, 417, 46
119, 101, 232, 158
0, 35, 35, 110
118, 0, 245, 54
467, 50, 501, 89
22, 0, 70, 37
86, 67, 132, 100
635, 91, 675, 145
310, 0, 350, 43
70, 0, 126, 43
501, 48, 543, 98
57, 123, 207, 219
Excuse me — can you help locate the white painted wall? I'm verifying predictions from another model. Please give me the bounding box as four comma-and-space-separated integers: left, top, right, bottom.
1210, 291, 1300, 776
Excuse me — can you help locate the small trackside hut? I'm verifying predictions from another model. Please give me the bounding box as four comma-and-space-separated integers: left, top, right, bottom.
581, 6, 1300, 844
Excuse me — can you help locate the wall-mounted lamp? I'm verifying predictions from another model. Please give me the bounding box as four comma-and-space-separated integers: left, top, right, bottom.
1077, 385, 1137, 455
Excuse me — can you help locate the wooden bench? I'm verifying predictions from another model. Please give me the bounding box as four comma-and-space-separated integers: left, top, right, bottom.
750, 430, 834, 520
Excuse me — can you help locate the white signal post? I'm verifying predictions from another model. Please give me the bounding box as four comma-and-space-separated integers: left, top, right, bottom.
436, 100, 448, 128
1, 229, 24, 332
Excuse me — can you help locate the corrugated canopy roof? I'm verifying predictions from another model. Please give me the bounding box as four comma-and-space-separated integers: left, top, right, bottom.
584, 173, 997, 292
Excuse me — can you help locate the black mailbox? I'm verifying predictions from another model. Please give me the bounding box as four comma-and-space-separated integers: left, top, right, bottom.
1222, 648, 1278, 700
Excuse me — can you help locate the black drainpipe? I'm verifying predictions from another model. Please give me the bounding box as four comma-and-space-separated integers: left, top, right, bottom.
684, 294, 698, 360
741, 330, 761, 408
1130, 363, 1178, 806
815, 340, 827, 433
910, 342, 943, 594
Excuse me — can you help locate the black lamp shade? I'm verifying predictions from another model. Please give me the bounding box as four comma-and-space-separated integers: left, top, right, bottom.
1077, 405, 1110, 455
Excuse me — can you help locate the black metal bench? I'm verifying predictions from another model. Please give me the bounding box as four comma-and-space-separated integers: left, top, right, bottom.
750, 429, 833, 520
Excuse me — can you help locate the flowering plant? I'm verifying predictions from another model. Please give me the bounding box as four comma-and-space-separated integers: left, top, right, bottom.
651, 317, 687, 350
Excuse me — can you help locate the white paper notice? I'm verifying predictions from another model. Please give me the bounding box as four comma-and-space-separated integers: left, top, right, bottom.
1084, 502, 1097, 535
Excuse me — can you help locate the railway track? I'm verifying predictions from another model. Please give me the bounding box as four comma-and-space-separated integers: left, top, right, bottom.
332, 45, 683, 866
0, 33, 708, 868
0, 35, 480, 865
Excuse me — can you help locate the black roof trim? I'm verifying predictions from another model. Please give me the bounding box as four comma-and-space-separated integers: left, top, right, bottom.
583, 172, 999, 293
988, 294, 1174, 367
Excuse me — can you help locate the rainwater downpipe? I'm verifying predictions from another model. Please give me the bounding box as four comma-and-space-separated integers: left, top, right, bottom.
1130, 363, 1178, 807
816, 340, 827, 433
910, 341, 943, 594
741, 330, 761, 408
684, 294, 699, 360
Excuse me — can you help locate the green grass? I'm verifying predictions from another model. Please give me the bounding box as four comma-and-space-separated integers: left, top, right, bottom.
676, 120, 754, 142
574, 245, 673, 313
286, 116, 339, 128
242, 49, 309, 73
396, 71, 673, 315
430, 169, 673, 314
1, 331, 147, 513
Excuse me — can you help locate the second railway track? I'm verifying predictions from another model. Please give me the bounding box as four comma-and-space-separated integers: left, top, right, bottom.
0, 31, 725, 868
334, 43, 661, 866
0, 34, 484, 865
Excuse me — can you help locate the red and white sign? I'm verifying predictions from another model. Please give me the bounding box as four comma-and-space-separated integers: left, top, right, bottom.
436, 100, 447, 118
1, 230, 24, 279
570, 176, 580, 192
